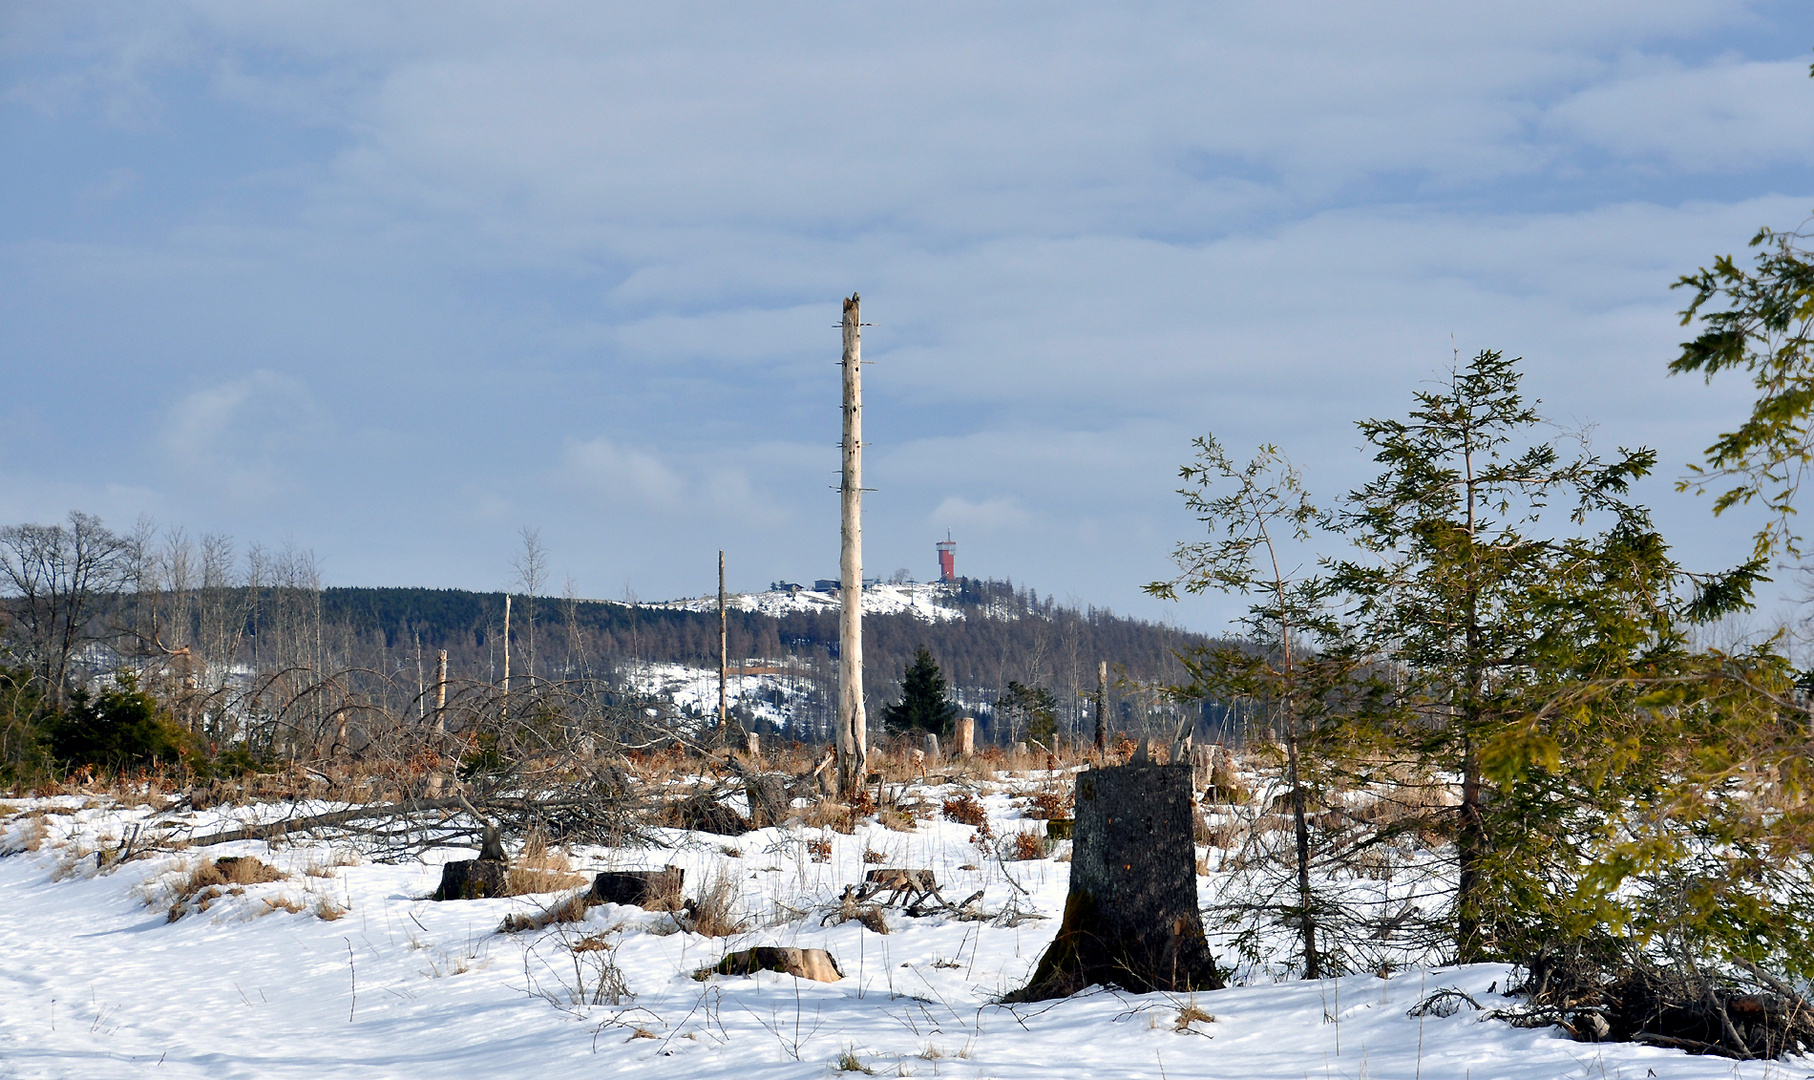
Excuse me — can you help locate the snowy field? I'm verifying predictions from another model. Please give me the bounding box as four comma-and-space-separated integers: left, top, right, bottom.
0, 782, 1795, 1080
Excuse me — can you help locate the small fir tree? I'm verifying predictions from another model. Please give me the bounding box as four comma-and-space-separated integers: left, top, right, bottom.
881, 646, 961, 737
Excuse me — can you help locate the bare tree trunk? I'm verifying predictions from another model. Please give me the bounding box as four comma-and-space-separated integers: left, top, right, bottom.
719, 549, 728, 729
433, 650, 448, 736
1094, 660, 1108, 753
502, 594, 511, 720
837, 293, 868, 796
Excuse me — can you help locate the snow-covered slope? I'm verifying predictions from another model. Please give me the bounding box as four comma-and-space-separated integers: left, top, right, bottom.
652, 581, 963, 621
0, 788, 1789, 1079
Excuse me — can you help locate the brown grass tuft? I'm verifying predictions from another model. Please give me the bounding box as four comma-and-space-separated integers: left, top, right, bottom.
681, 871, 749, 938
505, 831, 589, 895
499, 891, 591, 934
315, 897, 347, 921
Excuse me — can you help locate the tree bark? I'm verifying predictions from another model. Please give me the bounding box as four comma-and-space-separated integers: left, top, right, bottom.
837, 293, 868, 797
1008, 759, 1222, 1000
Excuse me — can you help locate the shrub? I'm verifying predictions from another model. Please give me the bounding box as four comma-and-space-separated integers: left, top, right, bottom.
50, 675, 197, 773
942, 793, 986, 826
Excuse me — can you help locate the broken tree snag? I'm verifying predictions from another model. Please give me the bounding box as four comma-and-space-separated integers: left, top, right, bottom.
590, 867, 685, 909
1007, 760, 1222, 1001
744, 773, 789, 829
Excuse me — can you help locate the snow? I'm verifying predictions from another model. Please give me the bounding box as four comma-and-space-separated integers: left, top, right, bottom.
624, 661, 814, 729
652, 582, 964, 622
0, 788, 1793, 1079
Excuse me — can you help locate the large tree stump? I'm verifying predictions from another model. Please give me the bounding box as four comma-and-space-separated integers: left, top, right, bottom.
590, 867, 685, 909
433, 858, 508, 901
744, 773, 789, 829
1007, 760, 1222, 1000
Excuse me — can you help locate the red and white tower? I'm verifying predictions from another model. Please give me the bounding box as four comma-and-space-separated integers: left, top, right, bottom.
936, 533, 957, 583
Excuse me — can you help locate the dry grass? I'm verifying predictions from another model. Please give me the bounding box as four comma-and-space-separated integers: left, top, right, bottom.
261, 895, 309, 915
797, 799, 859, 834
682, 870, 750, 938
941, 792, 987, 826
315, 897, 347, 921
1175, 1002, 1215, 1031
165, 855, 288, 921
861, 845, 888, 864
500, 890, 592, 934
876, 808, 917, 832
806, 835, 833, 863
504, 831, 589, 896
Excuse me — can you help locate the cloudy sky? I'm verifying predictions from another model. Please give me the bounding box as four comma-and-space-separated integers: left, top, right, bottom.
4, 1, 1813, 632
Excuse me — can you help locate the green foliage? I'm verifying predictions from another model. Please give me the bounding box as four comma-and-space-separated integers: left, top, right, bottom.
881, 646, 960, 737
995, 681, 1058, 744
1671, 222, 1814, 559
1329, 349, 1791, 971
48, 673, 197, 772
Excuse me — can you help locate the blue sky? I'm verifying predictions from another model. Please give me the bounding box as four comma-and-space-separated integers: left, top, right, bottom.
4, 1, 1813, 633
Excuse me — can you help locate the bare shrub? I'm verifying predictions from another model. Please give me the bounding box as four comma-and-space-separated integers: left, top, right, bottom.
861, 846, 887, 864
806, 835, 833, 863
942, 793, 986, 825
1006, 830, 1045, 861
1020, 788, 1070, 820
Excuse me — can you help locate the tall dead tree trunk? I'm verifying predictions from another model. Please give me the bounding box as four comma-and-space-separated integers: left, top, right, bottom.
1008, 755, 1222, 1001
837, 292, 868, 797
719, 549, 728, 729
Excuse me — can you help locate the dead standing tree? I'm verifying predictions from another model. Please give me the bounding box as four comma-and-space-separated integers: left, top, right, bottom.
1008, 751, 1222, 1000
837, 292, 869, 797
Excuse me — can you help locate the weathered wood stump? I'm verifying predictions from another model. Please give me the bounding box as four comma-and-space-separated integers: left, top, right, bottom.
433, 858, 508, 900
1007, 760, 1222, 1000
744, 773, 789, 829
715, 947, 842, 982
590, 866, 685, 909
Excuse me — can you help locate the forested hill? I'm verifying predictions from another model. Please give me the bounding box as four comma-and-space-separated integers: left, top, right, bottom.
309, 579, 1229, 744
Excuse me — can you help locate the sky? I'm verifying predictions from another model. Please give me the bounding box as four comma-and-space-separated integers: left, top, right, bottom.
4, 1, 1814, 634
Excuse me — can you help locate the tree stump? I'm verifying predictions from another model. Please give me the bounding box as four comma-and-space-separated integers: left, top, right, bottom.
433, 858, 508, 900
715, 946, 842, 982
590, 867, 685, 909
745, 773, 789, 829
1007, 760, 1222, 1000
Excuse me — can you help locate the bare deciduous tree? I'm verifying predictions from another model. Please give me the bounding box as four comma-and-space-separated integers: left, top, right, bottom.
0, 512, 130, 706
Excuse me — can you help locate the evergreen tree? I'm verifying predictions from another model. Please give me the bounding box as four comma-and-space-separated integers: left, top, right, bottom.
995, 681, 1058, 744
1332, 348, 1767, 965
881, 646, 960, 737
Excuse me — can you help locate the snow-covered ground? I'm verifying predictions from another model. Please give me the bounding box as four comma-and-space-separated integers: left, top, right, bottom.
624, 661, 814, 729
0, 784, 1791, 1079
653, 582, 963, 622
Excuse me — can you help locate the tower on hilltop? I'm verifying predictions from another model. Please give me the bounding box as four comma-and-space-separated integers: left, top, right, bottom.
936, 533, 956, 583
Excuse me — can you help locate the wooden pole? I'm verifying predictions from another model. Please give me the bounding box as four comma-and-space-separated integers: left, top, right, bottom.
502, 595, 512, 714
1094, 660, 1108, 753
719, 549, 728, 728
837, 293, 868, 797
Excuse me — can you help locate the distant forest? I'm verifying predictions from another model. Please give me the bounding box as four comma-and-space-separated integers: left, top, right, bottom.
256, 578, 1237, 746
